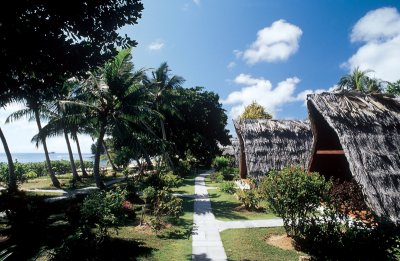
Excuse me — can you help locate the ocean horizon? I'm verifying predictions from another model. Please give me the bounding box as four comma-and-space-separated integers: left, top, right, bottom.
0, 153, 94, 163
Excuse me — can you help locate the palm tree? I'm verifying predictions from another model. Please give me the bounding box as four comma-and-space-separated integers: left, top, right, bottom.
338, 67, 382, 93
143, 62, 185, 168
62, 49, 151, 188
0, 93, 17, 193
6, 90, 61, 188
0, 126, 16, 192
32, 102, 82, 184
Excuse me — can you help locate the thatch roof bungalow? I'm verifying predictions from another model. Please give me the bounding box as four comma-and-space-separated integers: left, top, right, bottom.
221, 138, 240, 166
234, 119, 312, 178
307, 91, 400, 224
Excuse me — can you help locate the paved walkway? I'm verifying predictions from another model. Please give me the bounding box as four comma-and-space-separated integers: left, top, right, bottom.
192, 171, 227, 261
192, 171, 284, 261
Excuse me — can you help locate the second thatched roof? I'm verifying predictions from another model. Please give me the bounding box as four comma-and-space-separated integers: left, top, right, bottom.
234, 119, 312, 177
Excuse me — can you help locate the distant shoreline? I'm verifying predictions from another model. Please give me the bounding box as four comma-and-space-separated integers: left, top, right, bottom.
0, 152, 94, 163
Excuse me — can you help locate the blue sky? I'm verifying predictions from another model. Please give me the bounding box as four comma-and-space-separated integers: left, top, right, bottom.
1, 0, 400, 153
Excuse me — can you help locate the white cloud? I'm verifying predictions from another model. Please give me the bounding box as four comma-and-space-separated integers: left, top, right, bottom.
344, 7, 400, 82
227, 62, 236, 69
222, 74, 302, 119
242, 20, 303, 64
233, 49, 243, 59
193, 0, 200, 6
148, 39, 165, 51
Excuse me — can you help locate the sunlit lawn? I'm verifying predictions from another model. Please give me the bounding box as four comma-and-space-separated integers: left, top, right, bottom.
19, 171, 125, 191
221, 227, 303, 261
205, 176, 278, 221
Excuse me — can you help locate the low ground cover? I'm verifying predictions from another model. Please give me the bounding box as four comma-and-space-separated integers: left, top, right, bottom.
205, 176, 277, 221
221, 227, 303, 261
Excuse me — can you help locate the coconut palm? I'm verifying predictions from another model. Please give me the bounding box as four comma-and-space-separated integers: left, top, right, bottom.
32, 102, 82, 184
143, 62, 185, 168
6, 89, 61, 188
338, 67, 382, 93
0, 93, 17, 192
61, 49, 152, 188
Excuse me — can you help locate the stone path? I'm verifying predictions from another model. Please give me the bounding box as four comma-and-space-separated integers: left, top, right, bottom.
192, 171, 284, 261
192, 171, 227, 261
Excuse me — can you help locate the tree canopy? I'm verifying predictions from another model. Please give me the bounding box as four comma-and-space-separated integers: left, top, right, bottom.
0, 0, 143, 95
240, 102, 272, 120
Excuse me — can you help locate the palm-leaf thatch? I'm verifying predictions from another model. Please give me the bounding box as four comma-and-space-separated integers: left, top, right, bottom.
307, 91, 400, 224
234, 119, 312, 178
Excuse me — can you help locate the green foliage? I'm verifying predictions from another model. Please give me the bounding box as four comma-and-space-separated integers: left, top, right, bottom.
212, 156, 230, 171
240, 101, 272, 120
80, 187, 127, 241
387, 80, 400, 96
262, 167, 400, 260
338, 67, 383, 93
162, 87, 231, 166
142, 186, 157, 203
220, 181, 236, 194
23, 171, 38, 179
235, 189, 261, 210
263, 167, 331, 237
0, 160, 94, 184
210, 172, 225, 183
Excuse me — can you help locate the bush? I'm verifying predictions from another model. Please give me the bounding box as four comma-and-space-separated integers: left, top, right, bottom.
263, 167, 400, 260
212, 156, 230, 171
23, 171, 38, 179
210, 172, 224, 183
220, 181, 236, 194
80, 187, 127, 241
235, 188, 261, 210
263, 167, 331, 237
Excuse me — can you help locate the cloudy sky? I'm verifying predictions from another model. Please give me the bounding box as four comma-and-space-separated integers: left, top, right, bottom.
1, 0, 400, 153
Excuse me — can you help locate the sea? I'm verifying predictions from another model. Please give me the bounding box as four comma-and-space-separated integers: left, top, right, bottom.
0, 153, 95, 163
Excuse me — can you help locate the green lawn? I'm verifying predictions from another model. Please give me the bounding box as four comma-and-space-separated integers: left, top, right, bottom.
221, 227, 303, 261
205, 176, 277, 221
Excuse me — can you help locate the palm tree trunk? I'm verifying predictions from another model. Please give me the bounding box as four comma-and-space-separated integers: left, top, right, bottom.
72, 131, 88, 177
0, 127, 17, 193
64, 130, 80, 183
102, 141, 118, 171
94, 124, 106, 189
34, 109, 60, 188
157, 103, 173, 169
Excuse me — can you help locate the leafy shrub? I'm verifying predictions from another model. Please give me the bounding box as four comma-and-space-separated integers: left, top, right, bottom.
174, 159, 193, 177
210, 172, 224, 183
141, 170, 182, 191
220, 181, 236, 194
235, 188, 261, 210
23, 171, 38, 179
142, 186, 157, 204
263, 167, 331, 237
80, 187, 127, 241
161, 171, 183, 188
263, 167, 400, 260
212, 156, 230, 171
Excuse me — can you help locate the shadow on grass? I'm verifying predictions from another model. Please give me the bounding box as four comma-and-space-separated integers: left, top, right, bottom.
208, 199, 249, 220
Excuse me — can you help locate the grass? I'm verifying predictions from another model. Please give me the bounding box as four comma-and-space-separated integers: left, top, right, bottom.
19, 171, 125, 190
205, 176, 277, 221
221, 227, 303, 261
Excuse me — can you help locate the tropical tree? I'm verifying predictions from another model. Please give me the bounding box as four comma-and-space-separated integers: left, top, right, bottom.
62, 49, 151, 188
386, 80, 400, 96
240, 101, 272, 120
0, 0, 144, 97
163, 87, 231, 166
143, 62, 185, 168
6, 89, 61, 188
0, 93, 17, 192
338, 67, 382, 93
32, 102, 82, 184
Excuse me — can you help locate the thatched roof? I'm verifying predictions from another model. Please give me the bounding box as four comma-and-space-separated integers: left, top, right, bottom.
307, 91, 400, 224
234, 119, 312, 177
